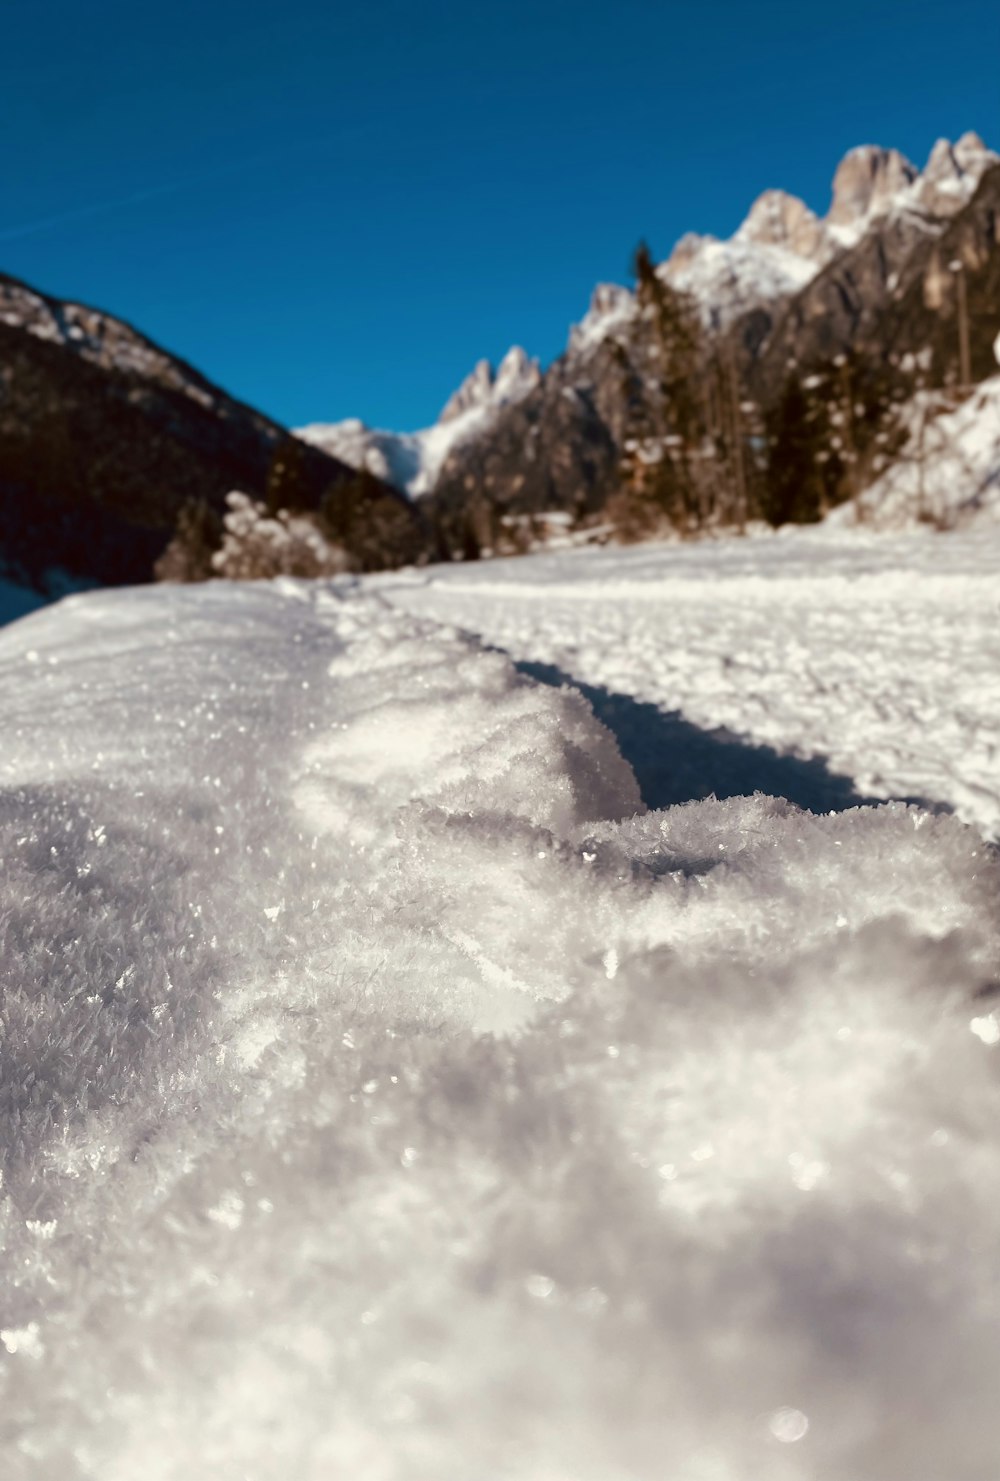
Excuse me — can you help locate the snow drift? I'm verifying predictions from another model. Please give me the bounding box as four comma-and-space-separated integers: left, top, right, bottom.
828, 375, 1000, 531
0, 577, 998, 1479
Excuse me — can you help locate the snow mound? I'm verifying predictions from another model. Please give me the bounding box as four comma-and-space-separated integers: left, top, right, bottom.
0, 579, 999, 1478
828, 375, 1000, 531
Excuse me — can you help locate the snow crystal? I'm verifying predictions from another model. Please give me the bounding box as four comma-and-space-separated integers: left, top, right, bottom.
0, 567, 997, 1478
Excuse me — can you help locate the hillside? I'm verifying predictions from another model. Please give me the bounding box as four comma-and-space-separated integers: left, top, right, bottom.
0, 272, 428, 595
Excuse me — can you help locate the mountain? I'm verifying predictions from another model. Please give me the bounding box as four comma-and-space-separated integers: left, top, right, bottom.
296, 345, 541, 498
0, 271, 428, 596
751, 151, 1000, 395
663, 132, 997, 333
419, 133, 1000, 542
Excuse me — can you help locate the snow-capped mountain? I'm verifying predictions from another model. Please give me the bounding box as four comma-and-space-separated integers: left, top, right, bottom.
659, 132, 997, 332
0, 274, 225, 409
311, 133, 997, 530
561, 135, 998, 356
297, 345, 540, 498
423, 133, 1000, 542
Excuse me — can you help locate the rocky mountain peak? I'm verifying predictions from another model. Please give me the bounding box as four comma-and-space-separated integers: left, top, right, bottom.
493, 345, 542, 404
438, 358, 495, 423
567, 283, 636, 357
953, 130, 995, 172
438, 347, 540, 423
735, 189, 827, 260
917, 132, 999, 214
827, 145, 919, 230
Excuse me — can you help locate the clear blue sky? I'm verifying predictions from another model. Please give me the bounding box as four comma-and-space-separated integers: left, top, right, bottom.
3, 0, 997, 431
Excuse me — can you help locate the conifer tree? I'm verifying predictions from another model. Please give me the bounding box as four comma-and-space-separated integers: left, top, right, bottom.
612, 242, 709, 535
265, 436, 310, 514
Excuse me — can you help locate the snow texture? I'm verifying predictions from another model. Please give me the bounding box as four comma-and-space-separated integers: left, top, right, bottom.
373, 525, 1000, 840
0, 539, 998, 1479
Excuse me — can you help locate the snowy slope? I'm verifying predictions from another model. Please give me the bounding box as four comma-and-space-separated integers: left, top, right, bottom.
2, 531, 1000, 1478
827, 375, 1000, 531
297, 345, 540, 497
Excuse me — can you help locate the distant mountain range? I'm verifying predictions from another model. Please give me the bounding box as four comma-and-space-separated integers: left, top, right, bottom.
301, 132, 1000, 543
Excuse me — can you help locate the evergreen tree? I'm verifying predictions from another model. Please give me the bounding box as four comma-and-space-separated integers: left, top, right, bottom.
763, 378, 829, 525
265, 436, 310, 514
612, 242, 709, 535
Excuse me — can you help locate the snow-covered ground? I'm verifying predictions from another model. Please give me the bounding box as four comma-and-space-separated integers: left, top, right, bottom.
373, 525, 1000, 839
0, 528, 999, 1479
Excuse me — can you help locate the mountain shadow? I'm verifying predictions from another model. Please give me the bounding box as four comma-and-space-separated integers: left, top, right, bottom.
517, 659, 947, 816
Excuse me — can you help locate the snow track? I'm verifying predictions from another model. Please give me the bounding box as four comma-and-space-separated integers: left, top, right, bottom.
0, 564, 998, 1479
373, 527, 1000, 840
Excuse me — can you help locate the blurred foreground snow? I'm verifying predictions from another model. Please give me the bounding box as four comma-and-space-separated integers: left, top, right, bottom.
0, 536, 998, 1479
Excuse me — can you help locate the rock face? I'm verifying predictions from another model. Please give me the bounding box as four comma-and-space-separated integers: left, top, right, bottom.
736, 189, 828, 259
0, 272, 426, 593
826, 145, 918, 231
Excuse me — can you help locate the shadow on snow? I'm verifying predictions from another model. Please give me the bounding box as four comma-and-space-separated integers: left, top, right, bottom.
515, 659, 947, 818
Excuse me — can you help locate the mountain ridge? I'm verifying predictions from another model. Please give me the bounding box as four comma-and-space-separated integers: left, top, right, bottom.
0, 271, 429, 593
304, 133, 997, 538
422, 135, 1000, 545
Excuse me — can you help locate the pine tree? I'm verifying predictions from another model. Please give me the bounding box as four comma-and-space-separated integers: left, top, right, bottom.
611, 242, 709, 536
265, 437, 310, 514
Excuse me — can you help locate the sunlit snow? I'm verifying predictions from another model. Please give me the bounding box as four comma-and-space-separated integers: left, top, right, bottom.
0, 531, 998, 1479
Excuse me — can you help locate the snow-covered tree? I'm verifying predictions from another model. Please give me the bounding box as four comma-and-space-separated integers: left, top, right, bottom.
211, 492, 351, 580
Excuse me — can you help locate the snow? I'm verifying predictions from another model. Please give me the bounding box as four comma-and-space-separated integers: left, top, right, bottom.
829, 376, 1000, 531
372, 526, 1000, 839
663, 233, 818, 331
297, 346, 540, 498
1, 530, 999, 1478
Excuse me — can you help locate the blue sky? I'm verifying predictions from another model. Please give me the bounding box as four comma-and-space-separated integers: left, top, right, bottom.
3, 0, 997, 431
